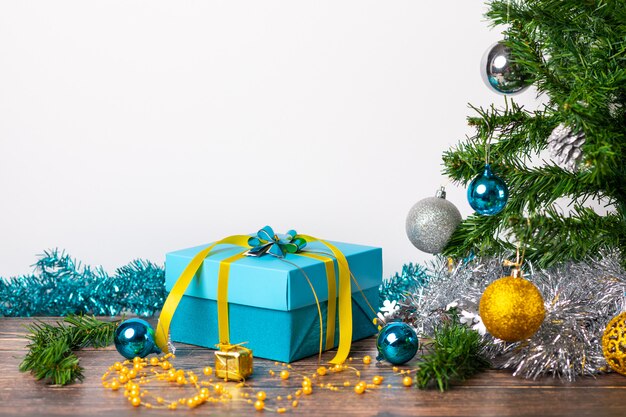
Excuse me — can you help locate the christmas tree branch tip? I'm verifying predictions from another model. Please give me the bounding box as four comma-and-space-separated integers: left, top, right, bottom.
19, 315, 120, 385
415, 312, 489, 392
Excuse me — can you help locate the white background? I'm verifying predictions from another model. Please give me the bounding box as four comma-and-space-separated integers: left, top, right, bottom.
0, 1, 540, 278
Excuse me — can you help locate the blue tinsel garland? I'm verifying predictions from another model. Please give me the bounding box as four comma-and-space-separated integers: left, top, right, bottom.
379, 263, 430, 306
1, 249, 427, 316
0, 249, 165, 317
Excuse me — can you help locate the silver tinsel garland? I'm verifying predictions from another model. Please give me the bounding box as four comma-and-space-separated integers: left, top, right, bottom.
393, 254, 626, 381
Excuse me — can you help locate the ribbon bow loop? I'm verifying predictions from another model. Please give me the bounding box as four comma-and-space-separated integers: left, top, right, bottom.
246, 226, 307, 258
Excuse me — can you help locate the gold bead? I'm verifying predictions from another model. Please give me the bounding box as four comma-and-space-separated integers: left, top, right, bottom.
133, 362, 142, 371
277, 408, 286, 414
402, 376, 413, 387
131, 397, 141, 407
149, 357, 159, 366
169, 402, 178, 410
128, 369, 137, 379
392, 366, 399, 372
161, 361, 171, 370
176, 375, 186, 385
187, 398, 196, 408
203, 366, 213, 376
200, 388, 210, 399
129, 389, 139, 398
295, 389, 302, 397
189, 375, 198, 384
118, 374, 128, 383
256, 391, 266, 401
120, 366, 129, 374
316, 366, 327, 376
301, 378, 311, 388
354, 383, 365, 394
303, 385, 312, 395
362, 355, 372, 365
343, 380, 350, 387
287, 395, 292, 400
214, 383, 224, 394
280, 370, 290, 380
276, 396, 282, 401
372, 376, 384, 385
110, 380, 120, 391
292, 400, 299, 408
254, 400, 265, 411
156, 397, 164, 404
113, 362, 122, 371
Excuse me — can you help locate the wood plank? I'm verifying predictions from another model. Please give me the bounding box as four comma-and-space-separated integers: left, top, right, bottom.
1, 317, 626, 417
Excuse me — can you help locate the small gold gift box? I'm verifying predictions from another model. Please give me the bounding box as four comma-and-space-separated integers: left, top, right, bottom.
214, 344, 253, 381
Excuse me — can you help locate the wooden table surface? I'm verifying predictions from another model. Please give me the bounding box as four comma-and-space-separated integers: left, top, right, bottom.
2, 317, 626, 417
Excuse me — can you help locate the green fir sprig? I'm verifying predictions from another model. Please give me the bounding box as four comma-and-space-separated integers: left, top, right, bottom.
415, 313, 489, 392
19, 315, 119, 385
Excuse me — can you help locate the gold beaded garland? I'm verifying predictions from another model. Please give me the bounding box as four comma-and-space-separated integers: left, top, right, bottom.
602, 311, 626, 376
479, 275, 545, 342
103, 355, 421, 413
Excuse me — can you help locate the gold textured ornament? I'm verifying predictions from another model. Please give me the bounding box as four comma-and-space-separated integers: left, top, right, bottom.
479, 265, 545, 342
214, 343, 253, 381
602, 312, 626, 376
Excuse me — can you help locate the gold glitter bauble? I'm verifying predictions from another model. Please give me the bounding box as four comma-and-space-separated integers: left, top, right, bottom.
602, 312, 626, 376
479, 276, 545, 342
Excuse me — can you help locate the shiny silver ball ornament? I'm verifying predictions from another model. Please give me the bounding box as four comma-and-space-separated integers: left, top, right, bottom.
480, 41, 530, 95
406, 187, 462, 254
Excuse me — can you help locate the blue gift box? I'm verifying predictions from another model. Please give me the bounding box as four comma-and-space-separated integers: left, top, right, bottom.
165, 240, 382, 362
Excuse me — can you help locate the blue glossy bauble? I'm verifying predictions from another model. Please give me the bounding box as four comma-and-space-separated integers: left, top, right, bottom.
467, 164, 508, 215
114, 318, 161, 359
376, 322, 419, 365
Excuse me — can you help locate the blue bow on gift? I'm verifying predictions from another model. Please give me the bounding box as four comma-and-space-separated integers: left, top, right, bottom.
245, 226, 307, 258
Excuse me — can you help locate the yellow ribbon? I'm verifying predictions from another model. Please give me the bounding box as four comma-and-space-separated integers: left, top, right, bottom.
297, 252, 337, 350
298, 236, 352, 365
155, 234, 353, 365
154, 235, 250, 352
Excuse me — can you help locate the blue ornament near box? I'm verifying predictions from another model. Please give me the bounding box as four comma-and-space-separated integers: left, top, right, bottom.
376, 322, 419, 365
114, 318, 161, 359
467, 164, 508, 215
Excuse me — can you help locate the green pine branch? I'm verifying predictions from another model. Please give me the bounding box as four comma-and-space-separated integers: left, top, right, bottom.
415, 315, 489, 392
19, 315, 119, 385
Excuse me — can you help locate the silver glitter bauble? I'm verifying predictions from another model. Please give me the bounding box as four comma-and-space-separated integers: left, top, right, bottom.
406, 187, 462, 254
547, 123, 586, 172
480, 41, 530, 95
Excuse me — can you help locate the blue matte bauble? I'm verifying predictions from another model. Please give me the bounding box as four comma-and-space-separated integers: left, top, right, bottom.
376, 322, 419, 365
114, 318, 161, 359
467, 164, 509, 215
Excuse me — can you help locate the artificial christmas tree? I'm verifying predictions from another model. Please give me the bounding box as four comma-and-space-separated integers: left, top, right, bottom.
442, 0, 626, 268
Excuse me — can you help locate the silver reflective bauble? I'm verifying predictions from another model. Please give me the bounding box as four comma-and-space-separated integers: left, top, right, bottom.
406, 187, 462, 254
480, 41, 530, 95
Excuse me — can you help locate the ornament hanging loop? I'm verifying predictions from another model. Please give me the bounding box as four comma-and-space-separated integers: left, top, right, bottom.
503, 242, 524, 278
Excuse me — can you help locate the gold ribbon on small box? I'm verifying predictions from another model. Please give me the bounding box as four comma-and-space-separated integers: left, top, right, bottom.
155, 226, 370, 371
